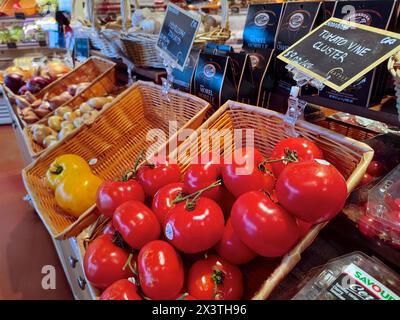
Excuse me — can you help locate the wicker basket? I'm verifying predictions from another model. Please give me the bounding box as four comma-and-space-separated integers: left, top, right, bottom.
120, 33, 164, 69
74, 100, 373, 300
22, 69, 121, 159
6, 57, 116, 129
22, 81, 210, 240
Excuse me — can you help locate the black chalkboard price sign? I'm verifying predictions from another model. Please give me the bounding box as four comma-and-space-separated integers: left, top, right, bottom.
278, 17, 400, 92
156, 3, 200, 71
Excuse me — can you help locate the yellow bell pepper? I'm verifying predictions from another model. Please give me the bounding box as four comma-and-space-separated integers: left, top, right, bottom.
55, 172, 103, 218
46, 154, 91, 191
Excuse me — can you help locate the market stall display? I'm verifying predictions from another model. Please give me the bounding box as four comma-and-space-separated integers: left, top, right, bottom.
74, 100, 373, 300
1, 0, 400, 303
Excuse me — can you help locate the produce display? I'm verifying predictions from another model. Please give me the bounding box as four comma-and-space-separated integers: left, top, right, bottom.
75, 137, 348, 300
30, 95, 113, 148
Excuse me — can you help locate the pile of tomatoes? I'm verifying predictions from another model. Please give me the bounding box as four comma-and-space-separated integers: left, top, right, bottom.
83, 137, 348, 300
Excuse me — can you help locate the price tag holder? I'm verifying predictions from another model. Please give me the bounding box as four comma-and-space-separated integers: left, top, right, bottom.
74, 37, 90, 59
278, 17, 400, 92
7, 42, 17, 49
156, 3, 200, 72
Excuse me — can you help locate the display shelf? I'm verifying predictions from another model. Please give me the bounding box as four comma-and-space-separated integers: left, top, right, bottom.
302, 95, 400, 128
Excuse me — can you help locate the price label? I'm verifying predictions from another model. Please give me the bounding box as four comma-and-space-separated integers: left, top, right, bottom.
278, 17, 400, 92
156, 3, 200, 71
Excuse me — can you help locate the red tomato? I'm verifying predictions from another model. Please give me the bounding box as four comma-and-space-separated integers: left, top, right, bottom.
217, 187, 236, 219
100, 279, 142, 300
151, 182, 184, 224
359, 173, 374, 187
215, 218, 257, 265
137, 157, 181, 198
96, 180, 145, 218
366, 160, 386, 177
358, 214, 380, 238
164, 197, 225, 253
113, 201, 160, 250
276, 159, 347, 224
183, 153, 223, 201
83, 234, 135, 290
231, 191, 299, 257
221, 147, 275, 197
270, 137, 323, 177
138, 240, 184, 300
188, 255, 243, 300
296, 219, 313, 238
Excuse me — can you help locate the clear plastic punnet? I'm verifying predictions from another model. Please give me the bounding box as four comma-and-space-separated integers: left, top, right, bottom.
292, 252, 400, 300
366, 164, 400, 247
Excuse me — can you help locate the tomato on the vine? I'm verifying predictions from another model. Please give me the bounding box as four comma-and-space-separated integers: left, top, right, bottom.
83, 234, 135, 290
96, 179, 145, 218
215, 218, 257, 265
276, 159, 347, 224
183, 153, 223, 201
296, 219, 313, 238
137, 156, 181, 198
138, 240, 184, 300
221, 147, 275, 197
113, 200, 160, 250
151, 182, 184, 224
269, 137, 323, 177
164, 197, 225, 254
100, 279, 142, 300
188, 255, 243, 300
231, 191, 299, 257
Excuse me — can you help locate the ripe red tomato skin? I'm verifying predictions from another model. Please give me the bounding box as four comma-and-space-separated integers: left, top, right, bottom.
188, 255, 243, 300
151, 182, 184, 224
215, 218, 257, 265
164, 197, 225, 254
138, 240, 184, 300
83, 234, 134, 290
297, 219, 313, 238
276, 160, 348, 224
96, 180, 145, 218
100, 279, 142, 300
270, 137, 323, 177
137, 157, 181, 198
113, 200, 160, 250
231, 191, 299, 257
366, 160, 385, 177
222, 147, 275, 197
183, 153, 223, 201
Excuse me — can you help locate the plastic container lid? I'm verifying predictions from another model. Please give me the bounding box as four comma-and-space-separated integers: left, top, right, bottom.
292, 252, 400, 300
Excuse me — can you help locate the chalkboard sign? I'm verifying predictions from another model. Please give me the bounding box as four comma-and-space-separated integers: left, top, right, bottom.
74, 37, 90, 59
156, 4, 200, 71
278, 17, 400, 92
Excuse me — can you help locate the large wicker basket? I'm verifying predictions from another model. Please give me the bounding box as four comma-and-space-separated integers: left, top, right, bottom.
7, 57, 116, 129
22, 81, 210, 240
120, 33, 164, 69
22, 69, 121, 160
74, 100, 373, 300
